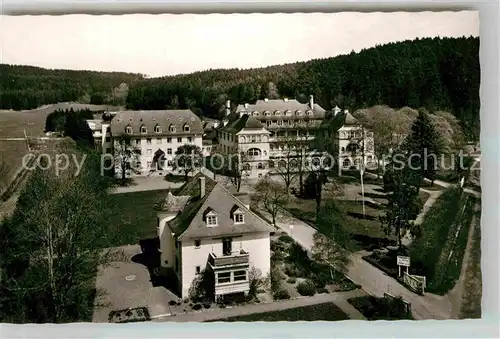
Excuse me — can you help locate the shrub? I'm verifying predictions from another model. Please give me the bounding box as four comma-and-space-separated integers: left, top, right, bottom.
270, 266, 283, 293
203, 303, 211, 309
317, 287, 329, 294
192, 304, 202, 311
248, 267, 263, 298
273, 288, 291, 300
278, 235, 294, 243
297, 280, 316, 296
256, 288, 266, 294
284, 264, 298, 277
287, 277, 297, 284
168, 300, 177, 306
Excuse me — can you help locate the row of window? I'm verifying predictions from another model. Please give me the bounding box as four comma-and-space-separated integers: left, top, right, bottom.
340, 131, 374, 139
204, 209, 244, 227
215, 270, 247, 284
128, 136, 193, 146
264, 119, 311, 127
240, 110, 313, 117
238, 135, 268, 143
125, 123, 191, 135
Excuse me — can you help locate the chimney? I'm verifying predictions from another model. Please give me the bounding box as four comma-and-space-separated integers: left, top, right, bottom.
309, 95, 314, 108
333, 105, 341, 116
244, 103, 249, 109
264, 98, 269, 102
344, 109, 349, 114
225, 100, 231, 116
283, 98, 288, 102
199, 176, 206, 198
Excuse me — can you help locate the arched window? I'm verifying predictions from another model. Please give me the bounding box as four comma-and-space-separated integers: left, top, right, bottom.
251, 135, 256, 143
285, 110, 292, 116
274, 110, 281, 116
343, 158, 351, 168
243, 163, 251, 171
239, 136, 246, 143
295, 110, 302, 116
264, 111, 270, 116
312, 158, 321, 167
169, 124, 176, 132
125, 126, 133, 135
155, 125, 162, 133
247, 148, 261, 157
140, 125, 147, 134
290, 159, 298, 168
183, 124, 190, 132
269, 160, 275, 168
263, 150, 267, 156
306, 110, 313, 116
257, 163, 264, 169
354, 158, 361, 167
253, 111, 259, 116
341, 147, 345, 153
278, 160, 286, 168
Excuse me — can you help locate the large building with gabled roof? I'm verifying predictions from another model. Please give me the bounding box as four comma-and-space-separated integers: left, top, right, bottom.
154, 173, 274, 300
88, 109, 204, 177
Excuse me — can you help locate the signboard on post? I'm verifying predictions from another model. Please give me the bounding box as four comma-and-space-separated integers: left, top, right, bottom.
397, 256, 410, 278
397, 256, 410, 267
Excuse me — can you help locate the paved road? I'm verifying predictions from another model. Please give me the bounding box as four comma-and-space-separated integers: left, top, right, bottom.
258, 204, 452, 320
153, 288, 367, 322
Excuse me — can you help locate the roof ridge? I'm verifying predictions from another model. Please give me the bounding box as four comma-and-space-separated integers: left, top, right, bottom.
217, 183, 273, 229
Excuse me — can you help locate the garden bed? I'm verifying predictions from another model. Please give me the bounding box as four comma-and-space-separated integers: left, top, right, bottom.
207, 302, 349, 322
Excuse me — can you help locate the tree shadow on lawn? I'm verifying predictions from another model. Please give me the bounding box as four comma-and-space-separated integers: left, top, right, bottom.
131, 237, 178, 295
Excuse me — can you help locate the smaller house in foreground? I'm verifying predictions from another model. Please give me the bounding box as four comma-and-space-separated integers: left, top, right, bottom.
154, 173, 274, 301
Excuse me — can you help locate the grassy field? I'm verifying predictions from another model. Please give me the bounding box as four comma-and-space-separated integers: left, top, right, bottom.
410, 188, 476, 294
0, 140, 29, 188
106, 189, 171, 246
0, 103, 123, 138
348, 296, 413, 320
207, 302, 349, 322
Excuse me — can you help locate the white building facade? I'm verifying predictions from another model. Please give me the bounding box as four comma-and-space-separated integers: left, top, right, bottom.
155, 174, 273, 301
88, 110, 204, 177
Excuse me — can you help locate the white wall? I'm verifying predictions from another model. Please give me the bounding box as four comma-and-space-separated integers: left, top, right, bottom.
179, 231, 270, 298
157, 211, 178, 268
113, 134, 203, 177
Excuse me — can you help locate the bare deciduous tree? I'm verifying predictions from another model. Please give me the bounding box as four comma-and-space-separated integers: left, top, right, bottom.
254, 177, 288, 227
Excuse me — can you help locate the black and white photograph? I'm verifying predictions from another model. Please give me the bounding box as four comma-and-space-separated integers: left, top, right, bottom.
0, 10, 481, 324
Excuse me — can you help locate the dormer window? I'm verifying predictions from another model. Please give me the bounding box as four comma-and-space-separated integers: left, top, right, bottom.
140, 125, 147, 134
125, 125, 133, 134
204, 208, 219, 227
183, 124, 190, 132
274, 110, 281, 116
306, 110, 313, 116
231, 206, 244, 224
155, 125, 162, 133
285, 110, 292, 116
295, 111, 302, 116
207, 215, 218, 226
169, 124, 176, 132
264, 111, 270, 116
252, 111, 259, 116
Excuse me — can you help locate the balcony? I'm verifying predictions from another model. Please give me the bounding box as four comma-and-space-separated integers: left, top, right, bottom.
208, 250, 249, 268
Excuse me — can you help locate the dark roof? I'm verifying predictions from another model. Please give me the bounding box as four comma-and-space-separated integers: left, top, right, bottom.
236, 99, 326, 119
220, 114, 266, 133
321, 111, 360, 131
109, 110, 203, 136
165, 173, 273, 240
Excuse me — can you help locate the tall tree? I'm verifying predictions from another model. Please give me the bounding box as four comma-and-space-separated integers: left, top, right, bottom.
254, 177, 288, 227
173, 144, 203, 181
113, 135, 141, 182
380, 155, 421, 249
0, 146, 122, 323
404, 110, 444, 190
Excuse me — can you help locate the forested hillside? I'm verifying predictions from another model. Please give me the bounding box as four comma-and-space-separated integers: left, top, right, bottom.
0, 64, 144, 110
126, 36, 480, 140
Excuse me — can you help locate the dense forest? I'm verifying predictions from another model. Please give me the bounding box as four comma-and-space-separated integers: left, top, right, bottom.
126, 36, 480, 140
0, 64, 144, 109
1, 36, 480, 140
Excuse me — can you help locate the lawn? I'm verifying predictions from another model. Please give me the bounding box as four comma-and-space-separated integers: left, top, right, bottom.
0, 140, 30, 191
208, 302, 349, 322
107, 189, 171, 246
348, 296, 413, 320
